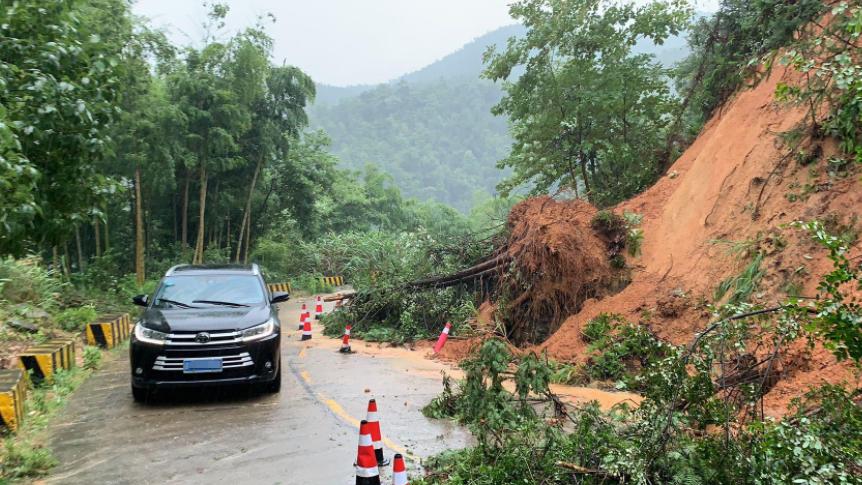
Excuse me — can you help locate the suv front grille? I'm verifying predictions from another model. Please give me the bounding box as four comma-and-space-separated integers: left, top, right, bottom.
152, 352, 254, 371
166, 330, 240, 347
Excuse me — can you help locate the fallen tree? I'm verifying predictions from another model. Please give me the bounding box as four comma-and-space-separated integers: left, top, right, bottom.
406, 197, 625, 344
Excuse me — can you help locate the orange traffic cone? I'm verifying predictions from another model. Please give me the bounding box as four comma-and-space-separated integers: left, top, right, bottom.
356, 420, 381, 485
314, 295, 323, 319
392, 454, 408, 485
298, 303, 307, 330
340, 324, 352, 353
433, 322, 451, 353
301, 318, 312, 341
366, 399, 389, 466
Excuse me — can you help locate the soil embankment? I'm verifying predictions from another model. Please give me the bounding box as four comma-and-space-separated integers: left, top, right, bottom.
536, 66, 861, 415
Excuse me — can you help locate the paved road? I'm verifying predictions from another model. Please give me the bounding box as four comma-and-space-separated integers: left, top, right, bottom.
45, 296, 470, 484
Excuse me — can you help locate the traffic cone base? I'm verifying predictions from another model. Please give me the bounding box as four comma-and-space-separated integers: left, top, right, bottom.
375, 448, 389, 467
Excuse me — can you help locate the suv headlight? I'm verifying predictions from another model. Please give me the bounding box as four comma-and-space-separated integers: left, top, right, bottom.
241, 319, 276, 342
134, 323, 167, 346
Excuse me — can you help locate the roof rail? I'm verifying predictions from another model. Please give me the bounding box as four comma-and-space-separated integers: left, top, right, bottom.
165, 264, 188, 276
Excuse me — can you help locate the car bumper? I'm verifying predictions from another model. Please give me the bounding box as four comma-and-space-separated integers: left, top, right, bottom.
130, 333, 280, 389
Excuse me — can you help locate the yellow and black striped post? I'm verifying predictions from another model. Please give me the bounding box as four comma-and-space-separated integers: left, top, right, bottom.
319, 276, 344, 287
0, 369, 26, 433
86, 313, 131, 349
267, 282, 292, 293
18, 337, 74, 383
43, 338, 76, 371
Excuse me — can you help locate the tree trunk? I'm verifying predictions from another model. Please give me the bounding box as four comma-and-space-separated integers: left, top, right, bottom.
93, 219, 102, 257
226, 215, 231, 253
74, 225, 85, 272
52, 246, 60, 273
172, 192, 177, 243
62, 242, 71, 279
134, 165, 145, 286
243, 215, 251, 264
181, 168, 190, 248
235, 155, 263, 263
578, 152, 592, 202
193, 164, 208, 264
103, 206, 110, 253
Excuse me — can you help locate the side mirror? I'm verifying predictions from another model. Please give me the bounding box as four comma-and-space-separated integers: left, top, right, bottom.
270, 291, 290, 304
132, 294, 149, 307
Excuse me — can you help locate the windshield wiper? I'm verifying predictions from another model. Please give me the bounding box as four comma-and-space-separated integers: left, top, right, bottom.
156, 298, 196, 308
192, 300, 249, 308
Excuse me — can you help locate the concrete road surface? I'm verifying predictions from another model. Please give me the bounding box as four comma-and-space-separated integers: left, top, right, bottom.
45, 296, 470, 484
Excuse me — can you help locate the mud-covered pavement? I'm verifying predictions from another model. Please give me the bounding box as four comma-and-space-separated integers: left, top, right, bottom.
45, 296, 470, 484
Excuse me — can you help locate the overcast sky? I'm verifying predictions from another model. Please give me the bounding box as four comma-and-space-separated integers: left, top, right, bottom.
132, 0, 719, 87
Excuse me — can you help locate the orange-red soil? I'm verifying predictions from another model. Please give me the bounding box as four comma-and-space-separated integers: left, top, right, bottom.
532, 66, 862, 416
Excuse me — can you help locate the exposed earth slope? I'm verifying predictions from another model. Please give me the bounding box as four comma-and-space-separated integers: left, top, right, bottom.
535, 66, 861, 415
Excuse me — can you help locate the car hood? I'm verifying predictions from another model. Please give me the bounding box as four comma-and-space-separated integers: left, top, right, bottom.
140, 305, 272, 333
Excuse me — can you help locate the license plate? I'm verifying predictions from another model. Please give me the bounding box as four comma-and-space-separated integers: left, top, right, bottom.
183, 358, 223, 374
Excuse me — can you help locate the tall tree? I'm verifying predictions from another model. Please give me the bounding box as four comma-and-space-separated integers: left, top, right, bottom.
484, 0, 690, 206
171, 40, 250, 264
235, 64, 315, 263
0, 0, 131, 255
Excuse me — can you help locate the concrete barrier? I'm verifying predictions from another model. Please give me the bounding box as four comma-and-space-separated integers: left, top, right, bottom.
86, 313, 131, 349
18, 337, 76, 383
0, 368, 26, 433
267, 282, 292, 293
320, 276, 344, 286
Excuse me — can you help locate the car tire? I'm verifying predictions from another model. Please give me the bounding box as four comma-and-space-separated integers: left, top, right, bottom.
265, 368, 281, 393
132, 385, 149, 403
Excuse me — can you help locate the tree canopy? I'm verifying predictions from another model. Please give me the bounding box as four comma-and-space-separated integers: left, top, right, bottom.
484, 0, 691, 206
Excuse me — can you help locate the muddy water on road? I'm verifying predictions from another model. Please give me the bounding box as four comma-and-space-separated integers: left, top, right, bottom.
45, 297, 470, 485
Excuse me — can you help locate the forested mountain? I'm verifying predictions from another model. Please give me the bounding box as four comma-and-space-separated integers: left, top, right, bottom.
310, 25, 525, 212
310, 23, 692, 211
311, 79, 509, 212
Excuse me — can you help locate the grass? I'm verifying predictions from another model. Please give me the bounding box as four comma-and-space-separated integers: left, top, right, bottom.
714, 252, 765, 304
0, 343, 119, 482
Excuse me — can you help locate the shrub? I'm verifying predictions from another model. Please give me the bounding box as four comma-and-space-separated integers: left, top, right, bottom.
0, 440, 57, 480
627, 228, 644, 257
289, 274, 333, 294
582, 313, 621, 344
83, 346, 102, 370
591, 210, 626, 235
0, 257, 63, 309
54, 306, 97, 332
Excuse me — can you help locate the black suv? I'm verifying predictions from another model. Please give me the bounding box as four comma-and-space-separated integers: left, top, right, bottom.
129, 264, 288, 402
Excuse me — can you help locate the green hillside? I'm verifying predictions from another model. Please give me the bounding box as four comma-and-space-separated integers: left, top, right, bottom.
310, 24, 692, 211
311, 79, 509, 212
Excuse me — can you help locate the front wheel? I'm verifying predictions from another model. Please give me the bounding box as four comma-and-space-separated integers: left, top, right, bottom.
132, 385, 149, 403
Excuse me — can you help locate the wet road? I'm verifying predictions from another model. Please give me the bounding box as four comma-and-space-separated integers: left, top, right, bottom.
45, 296, 470, 484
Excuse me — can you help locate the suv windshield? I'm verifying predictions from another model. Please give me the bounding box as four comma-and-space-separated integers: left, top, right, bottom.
152, 275, 265, 308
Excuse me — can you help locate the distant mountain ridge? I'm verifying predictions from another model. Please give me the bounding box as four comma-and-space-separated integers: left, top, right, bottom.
310, 23, 693, 211
314, 24, 525, 105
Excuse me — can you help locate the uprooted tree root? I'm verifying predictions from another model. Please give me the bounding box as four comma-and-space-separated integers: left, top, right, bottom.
501, 197, 622, 345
